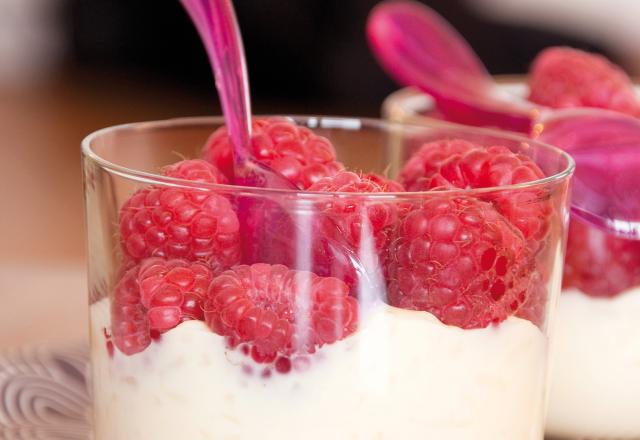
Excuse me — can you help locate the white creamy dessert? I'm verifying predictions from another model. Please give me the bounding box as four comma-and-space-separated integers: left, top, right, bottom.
91, 297, 547, 440
547, 287, 640, 439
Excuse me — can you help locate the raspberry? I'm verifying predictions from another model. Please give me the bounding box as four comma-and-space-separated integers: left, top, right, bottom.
309, 170, 387, 194
111, 267, 150, 355
309, 171, 401, 248
386, 196, 533, 329
400, 139, 476, 190
307, 171, 401, 285
203, 118, 344, 189
162, 159, 228, 184
400, 141, 550, 242
563, 219, 640, 297
362, 172, 406, 193
241, 171, 403, 284
203, 264, 358, 365
119, 159, 241, 271
111, 258, 216, 355
529, 47, 640, 116
138, 258, 215, 323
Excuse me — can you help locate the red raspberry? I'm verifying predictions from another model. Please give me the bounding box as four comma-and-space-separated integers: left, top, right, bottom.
362, 172, 406, 193
162, 159, 228, 184
111, 258, 215, 355
386, 196, 533, 329
563, 219, 640, 297
111, 266, 150, 355
138, 257, 215, 324
307, 171, 401, 285
400, 141, 550, 242
400, 139, 476, 190
529, 47, 640, 117
203, 264, 358, 365
203, 118, 344, 189
119, 159, 241, 272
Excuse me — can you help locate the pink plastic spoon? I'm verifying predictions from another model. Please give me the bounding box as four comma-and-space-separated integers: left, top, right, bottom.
180, 0, 296, 189
369, 0, 640, 238
179, 0, 377, 283
536, 109, 640, 238
180, 0, 299, 270
367, 0, 541, 133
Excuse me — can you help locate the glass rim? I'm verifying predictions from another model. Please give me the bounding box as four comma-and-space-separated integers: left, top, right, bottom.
81, 115, 575, 199
384, 84, 640, 124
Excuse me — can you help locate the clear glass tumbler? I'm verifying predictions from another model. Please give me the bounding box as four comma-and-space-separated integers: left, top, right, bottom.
385, 84, 640, 439
82, 116, 573, 440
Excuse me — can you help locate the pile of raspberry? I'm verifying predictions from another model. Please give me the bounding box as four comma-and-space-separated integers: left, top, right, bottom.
108, 117, 550, 371
528, 47, 640, 297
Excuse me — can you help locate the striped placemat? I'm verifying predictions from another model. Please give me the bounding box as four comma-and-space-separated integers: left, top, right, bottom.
0, 346, 91, 439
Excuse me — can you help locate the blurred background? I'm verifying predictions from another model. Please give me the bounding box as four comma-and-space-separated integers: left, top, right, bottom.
1, 0, 638, 348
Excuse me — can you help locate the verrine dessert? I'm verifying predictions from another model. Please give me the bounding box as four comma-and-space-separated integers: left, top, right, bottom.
83, 116, 573, 439
529, 48, 640, 440
549, 220, 640, 439
381, 23, 640, 438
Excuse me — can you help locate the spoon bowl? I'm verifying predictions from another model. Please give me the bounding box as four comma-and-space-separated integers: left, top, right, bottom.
367, 0, 539, 132
537, 108, 640, 238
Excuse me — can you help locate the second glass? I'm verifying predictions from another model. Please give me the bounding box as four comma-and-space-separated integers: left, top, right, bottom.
386, 84, 640, 440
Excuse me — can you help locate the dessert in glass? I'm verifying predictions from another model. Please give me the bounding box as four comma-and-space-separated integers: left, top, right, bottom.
531, 48, 640, 440
82, 115, 572, 439
383, 41, 640, 440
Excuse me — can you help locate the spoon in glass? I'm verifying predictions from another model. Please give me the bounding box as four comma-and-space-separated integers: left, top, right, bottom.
180, 0, 297, 189
179, 0, 378, 283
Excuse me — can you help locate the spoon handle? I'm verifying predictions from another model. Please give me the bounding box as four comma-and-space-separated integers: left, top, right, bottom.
180, 0, 252, 160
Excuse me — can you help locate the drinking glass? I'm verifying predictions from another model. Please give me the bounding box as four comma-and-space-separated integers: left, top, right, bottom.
82, 116, 573, 439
